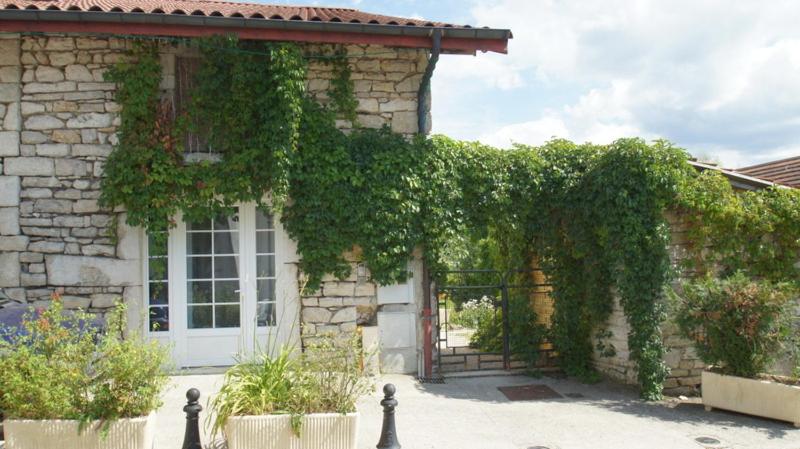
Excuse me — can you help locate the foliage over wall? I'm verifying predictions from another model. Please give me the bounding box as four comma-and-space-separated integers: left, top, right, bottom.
100, 37, 800, 400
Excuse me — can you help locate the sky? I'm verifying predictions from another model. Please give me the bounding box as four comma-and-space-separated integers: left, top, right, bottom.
261, 0, 800, 168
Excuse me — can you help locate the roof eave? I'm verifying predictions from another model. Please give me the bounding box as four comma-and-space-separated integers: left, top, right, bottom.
0, 10, 511, 54
688, 160, 783, 190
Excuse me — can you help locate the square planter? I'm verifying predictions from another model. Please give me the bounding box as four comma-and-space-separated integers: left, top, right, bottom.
702, 370, 800, 427
225, 412, 358, 449
2, 412, 155, 449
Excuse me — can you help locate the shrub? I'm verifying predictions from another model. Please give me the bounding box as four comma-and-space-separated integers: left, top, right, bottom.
469, 293, 546, 366
0, 294, 170, 423
210, 334, 374, 438
674, 272, 798, 378
450, 297, 494, 329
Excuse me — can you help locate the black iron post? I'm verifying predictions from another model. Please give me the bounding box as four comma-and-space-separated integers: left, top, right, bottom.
376, 383, 401, 449
501, 274, 511, 370
182, 388, 203, 449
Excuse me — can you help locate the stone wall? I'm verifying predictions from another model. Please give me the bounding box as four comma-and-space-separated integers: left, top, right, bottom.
591, 211, 705, 395
0, 33, 430, 360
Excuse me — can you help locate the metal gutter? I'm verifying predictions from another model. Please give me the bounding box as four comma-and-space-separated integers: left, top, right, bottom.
0, 10, 511, 53
417, 29, 441, 135
688, 160, 781, 190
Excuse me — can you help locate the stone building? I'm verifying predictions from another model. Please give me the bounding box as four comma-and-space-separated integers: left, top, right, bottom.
0, 1, 511, 374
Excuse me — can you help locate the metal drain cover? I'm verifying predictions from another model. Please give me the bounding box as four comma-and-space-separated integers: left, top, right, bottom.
694, 436, 722, 446
498, 384, 563, 401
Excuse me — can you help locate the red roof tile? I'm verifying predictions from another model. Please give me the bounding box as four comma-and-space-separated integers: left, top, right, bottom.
0, 0, 464, 27
737, 156, 800, 188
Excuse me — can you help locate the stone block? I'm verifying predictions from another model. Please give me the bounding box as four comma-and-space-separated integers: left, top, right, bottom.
302, 307, 332, 323
23, 81, 76, 94
380, 99, 416, 113
319, 297, 343, 307
22, 226, 61, 237
53, 215, 87, 227
33, 199, 71, 214
72, 143, 112, 157
35, 143, 69, 157
24, 114, 64, 130
0, 175, 20, 206
62, 295, 91, 309
21, 273, 46, 287
45, 254, 141, 286
55, 158, 88, 176
45, 37, 75, 51
51, 129, 81, 144
0, 66, 21, 83
4, 103, 20, 130
34, 66, 64, 82
0, 207, 19, 235
82, 244, 114, 257
390, 111, 418, 134
21, 130, 46, 144
53, 101, 78, 112
28, 240, 65, 253
0, 252, 20, 287
0, 84, 20, 102
77, 82, 115, 91
0, 235, 27, 251
21, 188, 52, 199
90, 293, 118, 309
330, 307, 357, 323
66, 113, 112, 129
48, 52, 77, 67
323, 282, 356, 297
76, 38, 108, 50
20, 251, 43, 263
0, 131, 19, 156
356, 98, 379, 113
5, 157, 54, 176
73, 199, 99, 213
115, 217, 140, 260
0, 39, 20, 66
65, 65, 93, 82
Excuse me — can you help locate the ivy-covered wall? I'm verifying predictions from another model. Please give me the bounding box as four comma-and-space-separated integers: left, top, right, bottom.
0, 33, 430, 363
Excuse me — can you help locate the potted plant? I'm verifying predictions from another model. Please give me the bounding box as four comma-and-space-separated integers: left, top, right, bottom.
0, 294, 170, 449
675, 272, 800, 426
210, 335, 373, 449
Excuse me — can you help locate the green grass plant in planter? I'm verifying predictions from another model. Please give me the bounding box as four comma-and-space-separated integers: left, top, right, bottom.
674, 272, 800, 426
0, 294, 170, 449
211, 334, 374, 449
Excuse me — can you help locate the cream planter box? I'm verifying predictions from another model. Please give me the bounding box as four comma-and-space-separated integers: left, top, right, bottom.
702, 370, 800, 427
3, 412, 156, 449
225, 413, 358, 449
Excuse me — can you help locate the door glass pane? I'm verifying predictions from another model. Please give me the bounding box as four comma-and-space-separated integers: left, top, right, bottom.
147, 231, 169, 332
255, 207, 277, 328
185, 210, 241, 329
188, 305, 212, 329
216, 305, 240, 328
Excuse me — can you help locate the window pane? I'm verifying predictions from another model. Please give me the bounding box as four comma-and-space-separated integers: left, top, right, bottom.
215, 280, 239, 303
148, 234, 168, 257
188, 305, 212, 329
148, 258, 168, 280
214, 213, 239, 231
187, 281, 212, 304
256, 209, 273, 230
187, 218, 211, 231
256, 255, 275, 278
257, 279, 275, 302
256, 231, 274, 254
149, 306, 169, 332
215, 304, 240, 328
214, 256, 239, 279
257, 303, 275, 327
213, 231, 238, 255
187, 232, 212, 255
149, 281, 168, 305
187, 257, 212, 279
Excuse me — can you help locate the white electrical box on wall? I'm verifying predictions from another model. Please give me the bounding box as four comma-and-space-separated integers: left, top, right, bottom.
377, 265, 414, 305
377, 311, 417, 373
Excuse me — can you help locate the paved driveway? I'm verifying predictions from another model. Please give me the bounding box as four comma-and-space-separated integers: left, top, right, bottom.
158, 373, 800, 449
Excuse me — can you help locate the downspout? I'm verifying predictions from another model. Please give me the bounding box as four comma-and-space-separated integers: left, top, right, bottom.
419, 29, 441, 380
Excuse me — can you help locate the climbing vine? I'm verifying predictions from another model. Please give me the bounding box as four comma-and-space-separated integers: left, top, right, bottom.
101, 35, 800, 400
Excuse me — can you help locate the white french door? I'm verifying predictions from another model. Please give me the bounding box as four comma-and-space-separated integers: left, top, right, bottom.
144, 202, 300, 367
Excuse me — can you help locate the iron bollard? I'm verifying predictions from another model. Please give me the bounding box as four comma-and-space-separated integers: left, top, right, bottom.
376, 383, 401, 449
182, 388, 203, 449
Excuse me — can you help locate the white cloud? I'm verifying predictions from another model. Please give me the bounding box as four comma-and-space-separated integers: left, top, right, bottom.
432, 0, 800, 167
